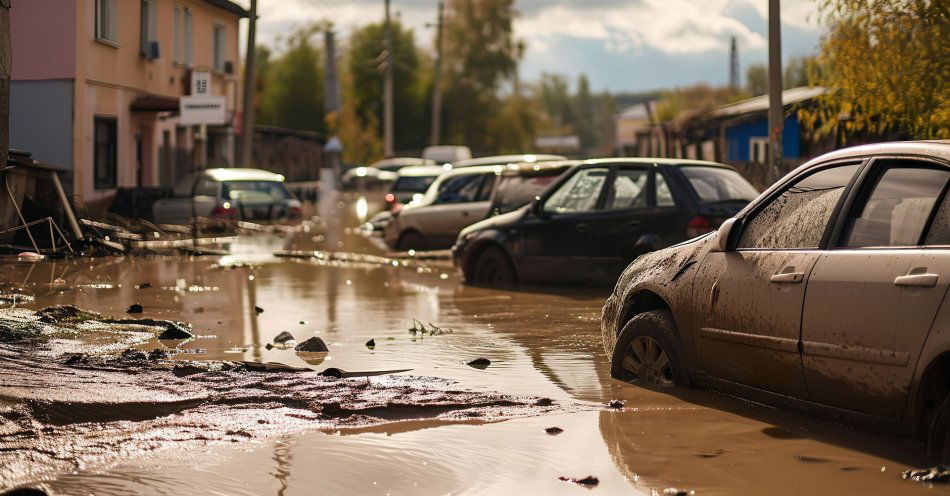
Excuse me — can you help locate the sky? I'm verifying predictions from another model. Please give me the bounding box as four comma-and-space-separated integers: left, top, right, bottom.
238, 0, 825, 93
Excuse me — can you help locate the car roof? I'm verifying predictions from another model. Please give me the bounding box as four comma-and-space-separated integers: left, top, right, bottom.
437, 164, 509, 178
395, 165, 447, 177
450, 154, 566, 168
500, 160, 575, 176
203, 168, 285, 182
577, 157, 736, 169
797, 140, 950, 169
371, 157, 435, 168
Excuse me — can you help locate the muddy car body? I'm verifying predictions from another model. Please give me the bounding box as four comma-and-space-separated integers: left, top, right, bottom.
601, 141, 950, 460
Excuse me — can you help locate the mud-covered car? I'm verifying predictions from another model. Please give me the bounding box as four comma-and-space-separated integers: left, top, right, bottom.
601, 140, 950, 462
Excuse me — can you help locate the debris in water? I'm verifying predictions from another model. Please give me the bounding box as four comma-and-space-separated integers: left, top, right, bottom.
545, 427, 564, 435
903, 466, 950, 483
663, 488, 695, 495
254, 306, 264, 314
17, 252, 44, 262
274, 331, 295, 344
52, 278, 66, 287
265, 343, 275, 350
157, 325, 194, 340
295, 336, 329, 352
467, 358, 491, 369
148, 348, 169, 360
607, 400, 625, 409
126, 303, 143, 314
136, 282, 152, 289
558, 475, 599, 487
408, 319, 452, 337
366, 338, 376, 349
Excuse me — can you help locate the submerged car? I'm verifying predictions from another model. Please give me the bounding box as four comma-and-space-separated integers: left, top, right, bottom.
153, 168, 301, 225
453, 158, 758, 286
601, 141, 950, 462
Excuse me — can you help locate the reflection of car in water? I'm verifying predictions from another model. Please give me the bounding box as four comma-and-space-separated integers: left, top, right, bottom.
452, 159, 758, 287
152, 168, 302, 225
601, 141, 950, 463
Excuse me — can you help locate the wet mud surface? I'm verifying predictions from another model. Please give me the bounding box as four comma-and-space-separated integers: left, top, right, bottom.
0, 195, 946, 495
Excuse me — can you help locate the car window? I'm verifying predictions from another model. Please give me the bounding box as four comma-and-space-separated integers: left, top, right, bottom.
435, 173, 483, 204
656, 171, 675, 206
393, 175, 437, 193
476, 174, 496, 201
543, 167, 609, 214
926, 188, 950, 245
843, 164, 949, 247
222, 181, 291, 201
491, 172, 564, 215
681, 166, 759, 203
738, 163, 860, 249
606, 169, 649, 210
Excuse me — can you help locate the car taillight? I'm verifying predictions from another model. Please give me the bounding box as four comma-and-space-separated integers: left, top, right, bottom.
385, 193, 396, 203
211, 202, 237, 218
391, 203, 403, 214
687, 215, 713, 238
288, 205, 302, 218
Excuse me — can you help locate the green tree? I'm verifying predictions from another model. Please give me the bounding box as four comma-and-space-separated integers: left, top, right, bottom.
258, 24, 326, 133
746, 64, 767, 96
573, 74, 598, 152
802, 0, 949, 140
347, 21, 430, 153
783, 56, 814, 89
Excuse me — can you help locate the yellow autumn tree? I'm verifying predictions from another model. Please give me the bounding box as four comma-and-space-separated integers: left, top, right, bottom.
802, 0, 950, 141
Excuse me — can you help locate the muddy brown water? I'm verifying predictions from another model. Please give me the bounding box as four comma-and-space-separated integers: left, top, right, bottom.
0, 196, 942, 495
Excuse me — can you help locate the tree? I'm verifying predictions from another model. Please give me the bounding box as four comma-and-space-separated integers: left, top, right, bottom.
746, 64, 767, 96
783, 56, 814, 89
334, 72, 383, 164
802, 0, 950, 141
257, 24, 326, 133
347, 21, 430, 153
573, 75, 598, 151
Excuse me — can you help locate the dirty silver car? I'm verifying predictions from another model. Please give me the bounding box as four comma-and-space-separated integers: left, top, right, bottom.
601, 141, 950, 461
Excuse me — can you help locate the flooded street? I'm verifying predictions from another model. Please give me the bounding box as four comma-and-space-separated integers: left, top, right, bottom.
0, 196, 940, 495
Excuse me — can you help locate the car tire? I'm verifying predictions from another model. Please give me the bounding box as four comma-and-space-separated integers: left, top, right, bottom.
610, 310, 691, 388
396, 231, 426, 251
471, 246, 517, 288
927, 393, 950, 463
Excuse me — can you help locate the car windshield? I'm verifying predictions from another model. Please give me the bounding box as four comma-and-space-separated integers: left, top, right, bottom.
491, 173, 564, 215
680, 166, 759, 203
221, 181, 292, 201
393, 175, 437, 193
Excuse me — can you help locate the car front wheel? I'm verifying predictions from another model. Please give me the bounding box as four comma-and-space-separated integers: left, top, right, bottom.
396, 231, 426, 251
471, 246, 516, 287
610, 310, 690, 388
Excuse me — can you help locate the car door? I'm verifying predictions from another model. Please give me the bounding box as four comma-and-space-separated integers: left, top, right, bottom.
800, 159, 950, 418
419, 173, 492, 245
584, 165, 652, 283
519, 166, 610, 284
691, 162, 862, 397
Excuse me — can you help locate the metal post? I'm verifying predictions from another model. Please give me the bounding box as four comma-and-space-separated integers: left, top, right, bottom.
240, 0, 258, 168
767, 0, 784, 183
429, 1, 444, 146
383, 0, 394, 157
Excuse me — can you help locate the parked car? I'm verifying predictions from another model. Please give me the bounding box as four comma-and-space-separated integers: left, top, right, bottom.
384, 165, 448, 212
487, 161, 574, 217
342, 158, 437, 189
601, 141, 950, 462
452, 158, 759, 286
153, 168, 302, 225
384, 165, 501, 251
423, 145, 472, 165
372, 157, 436, 172
450, 154, 566, 168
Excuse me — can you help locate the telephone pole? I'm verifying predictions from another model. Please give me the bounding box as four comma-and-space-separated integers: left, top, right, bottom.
383, 0, 395, 157
728, 36, 739, 92
767, 0, 784, 183
240, 0, 258, 167
429, 1, 444, 146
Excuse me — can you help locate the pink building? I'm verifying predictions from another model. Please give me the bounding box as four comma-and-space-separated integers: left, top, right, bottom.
10, 0, 247, 209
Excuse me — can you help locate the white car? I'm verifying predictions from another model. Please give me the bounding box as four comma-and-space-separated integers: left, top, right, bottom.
153, 168, 301, 225
449, 154, 566, 168
384, 165, 500, 250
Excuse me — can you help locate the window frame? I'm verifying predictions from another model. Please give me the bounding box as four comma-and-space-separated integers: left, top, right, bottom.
540, 165, 612, 216
212, 22, 226, 72
139, 0, 158, 57
829, 156, 950, 250
733, 158, 867, 252
93, 116, 118, 190
95, 0, 118, 46
603, 165, 653, 211
184, 8, 194, 66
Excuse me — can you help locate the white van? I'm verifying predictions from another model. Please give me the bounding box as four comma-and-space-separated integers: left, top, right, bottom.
422, 145, 472, 165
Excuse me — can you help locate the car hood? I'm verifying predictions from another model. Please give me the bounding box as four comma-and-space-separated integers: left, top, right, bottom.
459, 207, 526, 238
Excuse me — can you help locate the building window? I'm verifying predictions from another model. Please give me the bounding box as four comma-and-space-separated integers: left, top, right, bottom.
95, 0, 117, 44
173, 5, 182, 63
749, 137, 769, 164
140, 0, 159, 57
94, 117, 118, 189
184, 9, 194, 65
213, 24, 225, 71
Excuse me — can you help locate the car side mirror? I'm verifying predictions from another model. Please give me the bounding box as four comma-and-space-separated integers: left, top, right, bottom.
531, 198, 548, 218
713, 217, 738, 252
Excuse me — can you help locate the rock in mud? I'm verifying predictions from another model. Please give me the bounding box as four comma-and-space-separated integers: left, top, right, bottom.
135, 282, 152, 289
148, 348, 169, 360
295, 336, 329, 352
173, 364, 208, 377
558, 475, 599, 487
254, 305, 264, 314
265, 343, 275, 350
545, 427, 564, 435
120, 348, 148, 361
366, 338, 375, 349
157, 325, 194, 340
274, 331, 295, 344
126, 303, 143, 314
903, 466, 950, 483
607, 399, 625, 409
535, 398, 554, 407
466, 358, 491, 369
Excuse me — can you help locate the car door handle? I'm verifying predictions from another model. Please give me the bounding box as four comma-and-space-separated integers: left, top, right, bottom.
577, 223, 590, 232
894, 273, 938, 287
770, 272, 804, 283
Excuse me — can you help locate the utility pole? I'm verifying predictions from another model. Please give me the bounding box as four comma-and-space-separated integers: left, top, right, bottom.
240, 0, 258, 168
323, 30, 341, 177
729, 36, 739, 92
767, 0, 784, 183
383, 0, 394, 157
429, 1, 444, 146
